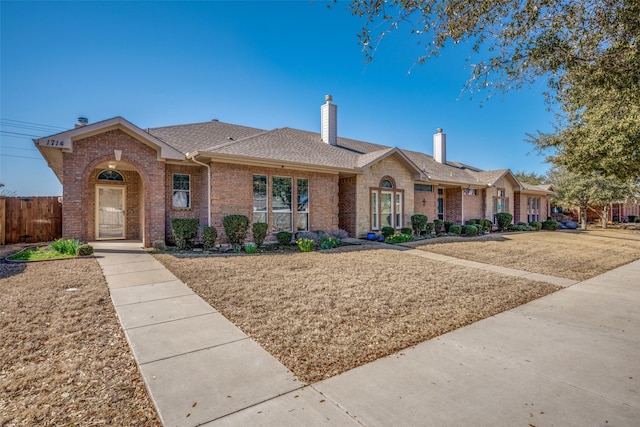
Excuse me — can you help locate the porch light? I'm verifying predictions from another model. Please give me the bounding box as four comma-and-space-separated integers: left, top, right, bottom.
108, 162, 117, 169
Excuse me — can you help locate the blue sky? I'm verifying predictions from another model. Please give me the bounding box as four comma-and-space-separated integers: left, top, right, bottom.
1, 1, 554, 196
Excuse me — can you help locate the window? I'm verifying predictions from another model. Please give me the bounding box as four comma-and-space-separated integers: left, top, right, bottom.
272, 176, 292, 232
370, 176, 403, 230
437, 197, 444, 220
527, 197, 541, 222
97, 170, 124, 181
172, 174, 190, 208
464, 188, 478, 196
297, 178, 309, 231
414, 184, 433, 192
493, 188, 509, 223
438, 188, 444, 195
253, 175, 267, 224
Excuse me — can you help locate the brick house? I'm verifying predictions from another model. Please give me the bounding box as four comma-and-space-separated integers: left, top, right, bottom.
34, 96, 554, 247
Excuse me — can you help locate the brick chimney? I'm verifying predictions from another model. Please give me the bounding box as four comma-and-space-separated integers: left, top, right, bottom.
433, 128, 446, 164
321, 95, 337, 145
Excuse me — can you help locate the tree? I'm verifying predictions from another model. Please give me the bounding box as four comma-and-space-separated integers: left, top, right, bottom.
514, 170, 547, 186
344, 0, 640, 180
549, 167, 637, 229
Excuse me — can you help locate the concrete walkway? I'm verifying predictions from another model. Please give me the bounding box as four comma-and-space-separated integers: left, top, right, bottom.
94, 241, 640, 426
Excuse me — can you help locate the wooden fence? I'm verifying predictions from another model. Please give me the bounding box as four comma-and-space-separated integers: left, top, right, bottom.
0, 196, 62, 244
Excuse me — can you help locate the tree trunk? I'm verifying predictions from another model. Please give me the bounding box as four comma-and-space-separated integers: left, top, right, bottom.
601, 206, 609, 229
581, 206, 588, 230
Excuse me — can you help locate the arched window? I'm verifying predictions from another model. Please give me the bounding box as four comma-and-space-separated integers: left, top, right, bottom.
381, 178, 394, 188
371, 176, 403, 230
97, 170, 124, 182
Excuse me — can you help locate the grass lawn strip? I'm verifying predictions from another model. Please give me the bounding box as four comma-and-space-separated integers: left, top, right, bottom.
154, 250, 559, 383
0, 257, 160, 426
412, 230, 640, 281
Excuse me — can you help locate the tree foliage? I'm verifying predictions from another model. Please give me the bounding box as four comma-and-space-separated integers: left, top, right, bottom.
514, 170, 547, 185
549, 167, 638, 229
344, 0, 640, 180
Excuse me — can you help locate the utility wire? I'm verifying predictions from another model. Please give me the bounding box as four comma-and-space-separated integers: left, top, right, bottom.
0, 153, 44, 160
0, 144, 38, 151
0, 118, 67, 132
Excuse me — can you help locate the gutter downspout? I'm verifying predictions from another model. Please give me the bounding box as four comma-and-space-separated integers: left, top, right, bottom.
186, 152, 211, 227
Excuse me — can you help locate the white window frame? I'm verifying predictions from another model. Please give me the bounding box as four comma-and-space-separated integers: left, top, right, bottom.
253, 174, 268, 224
172, 173, 191, 209
272, 176, 293, 232
296, 178, 309, 232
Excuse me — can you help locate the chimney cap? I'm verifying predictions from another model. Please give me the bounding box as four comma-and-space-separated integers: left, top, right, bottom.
77, 117, 88, 125
436, 127, 443, 133
325, 94, 333, 103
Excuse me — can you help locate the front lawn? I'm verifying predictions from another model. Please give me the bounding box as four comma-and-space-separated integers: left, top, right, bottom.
154, 250, 559, 383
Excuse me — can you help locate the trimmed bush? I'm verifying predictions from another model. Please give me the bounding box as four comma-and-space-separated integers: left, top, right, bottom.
244, 243, 257, 254
462, 224, 478, 236
410, 214, 428, 236
401, 227, 413, 236
480, 219, 492, 231
465, 219, 478, 225
444, 221, 455, 233
433, 219, 444, 233
277, 231, 293, 245
449, 225, 462, 235
628, 215, 637, 223
495, 213, 513, 231
222, 215, 249, 249
76, 244, 94, 256
542, 220, 558, 230
381, 226, 395, 238
252, 222, 268, 248
529, 221, 542, 231
517, 221, 527, 227
424, 222, 435, 235
171, 218, 200, 250
202, 226, 217, 251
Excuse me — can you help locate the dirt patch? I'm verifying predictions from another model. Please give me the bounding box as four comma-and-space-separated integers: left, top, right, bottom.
154, 249, 558, 383
412, 230, 640, 281
0, 255, 160, 426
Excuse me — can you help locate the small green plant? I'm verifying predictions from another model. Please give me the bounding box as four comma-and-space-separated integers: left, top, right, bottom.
449, 225, 462, 235
480, 219, 492, 232
277, 231, 293, 245
410, 214, 428, 236
223, 215, 249, 249
433, 219, 444, 233
202, 226, 217, 251
76, 244, 94, 256
495, 213, 513, 231
50, 238, 81, 255
252, 222, 268, 248
443, 221, 454, 233
244, 243, 257, 254
320, 237, 340, 249
542, 220, 558, 230
424, 222, 435, 235
529, 221, 542, 231
462, 224, 478, 236
381, 226, 395, 238
385, 233, 412, 243
401, 227, 413, 235
171, 218, 200, 250
296, 238, 315, 252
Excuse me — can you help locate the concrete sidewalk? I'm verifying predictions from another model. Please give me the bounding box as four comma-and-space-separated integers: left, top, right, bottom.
95, 241, 640, 426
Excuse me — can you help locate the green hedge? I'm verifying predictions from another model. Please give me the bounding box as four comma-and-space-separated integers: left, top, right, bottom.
277, 231, 293, 245
223, 215, 249, 248
495, 213, 513, 231
171, 218, 200, 250
381, 226, 395, 238
449, 225, 462, 235
541, 220, 558, 230
433, 219, 444, 233
411, 214, 428, 236
444, 221, 455, 233
529, 221, 542, 231
425, 222, 435, 234
202, 226, 217, 250
462, 224, 478, 236
252, 222, 268, 248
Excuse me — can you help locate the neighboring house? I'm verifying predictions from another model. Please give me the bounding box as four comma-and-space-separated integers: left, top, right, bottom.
34, 96, 554, 247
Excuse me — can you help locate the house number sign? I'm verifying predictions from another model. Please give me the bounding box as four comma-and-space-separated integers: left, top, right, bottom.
43, 139, 65, 147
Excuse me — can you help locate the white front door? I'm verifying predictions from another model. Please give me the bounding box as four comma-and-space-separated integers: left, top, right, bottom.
96, 186, 125, 239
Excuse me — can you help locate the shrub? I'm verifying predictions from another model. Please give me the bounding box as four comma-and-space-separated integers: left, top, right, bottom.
433, 219, 444, 233
244, 243, 257, 254
443, 221, 455, 233
628, 215, 637, 223
465, 219, 478, 225
171, 218, 200, 250
277, 231, 293, 245
252, 222, 268, 248
410, 214, 428, 236
223, 215, 249, 249
462, 224, 478, 236
76, 244, 94, 256
495, 213, 513, 231
529, 221, 542, 231
152, 240, 166, 250
424, 222, 435, 235
517, 221, 527, 227
50, 238, 81, 255
329, 228, 349, 239
313, 230, 328, 240
449, 225, 462, 235
296, 238, 314, 252
296, 231, 320, 244
401, 227, 413, 235
202, 226, 217, 251
385, 233, 412, 243
542, 220, 558, 230
480, 219, 492, 231
320, 237, 340, 249
381, 226, 395, 238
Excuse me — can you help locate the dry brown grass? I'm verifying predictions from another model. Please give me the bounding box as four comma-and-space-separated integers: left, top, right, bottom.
0, 252, 160, 426
411, 230, 640, 281
154, 250, 558, 383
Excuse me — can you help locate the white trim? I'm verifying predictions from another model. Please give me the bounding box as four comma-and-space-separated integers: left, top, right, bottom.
95, 185, 126, 240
